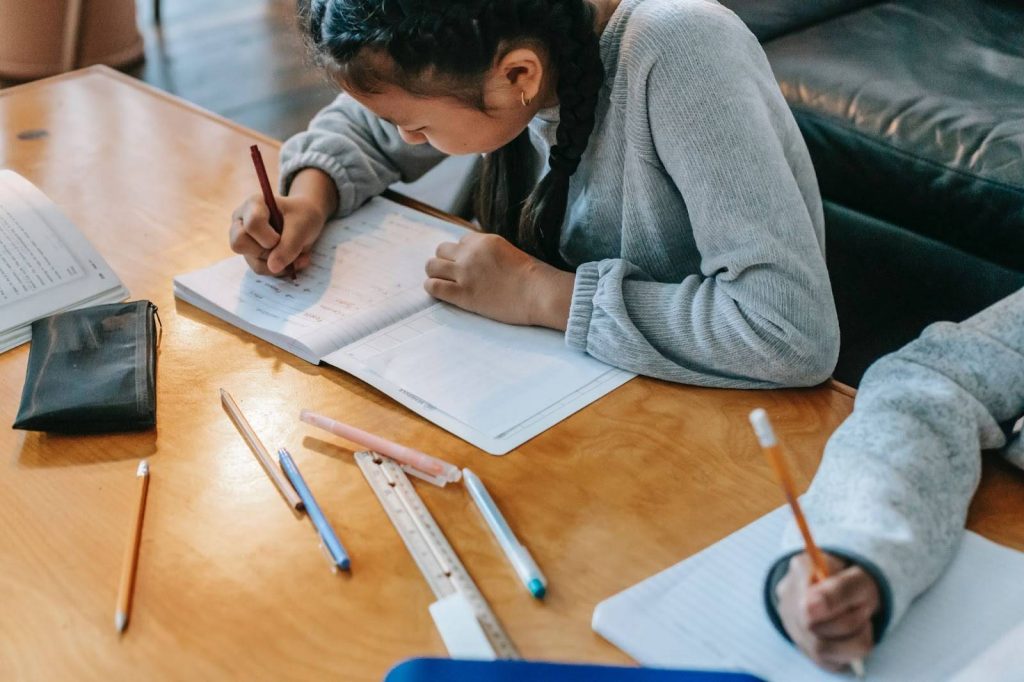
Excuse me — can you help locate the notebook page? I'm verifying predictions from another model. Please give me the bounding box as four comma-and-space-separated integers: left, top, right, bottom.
593, 507, 1024, 682
173, 197, 468, 362
323, 303, 635, 455
0, 171, 127, 351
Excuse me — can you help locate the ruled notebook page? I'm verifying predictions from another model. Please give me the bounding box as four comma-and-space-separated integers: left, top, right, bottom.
174, 197, 466, 362
324, 303, 634, 455
592, 507, 1024, 681
175, 195, 635, 454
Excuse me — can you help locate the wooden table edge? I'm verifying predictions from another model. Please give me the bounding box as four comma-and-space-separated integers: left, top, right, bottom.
1, 65, 282, 147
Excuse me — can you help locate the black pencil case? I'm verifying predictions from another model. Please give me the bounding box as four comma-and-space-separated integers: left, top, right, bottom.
13, 301, 160, 433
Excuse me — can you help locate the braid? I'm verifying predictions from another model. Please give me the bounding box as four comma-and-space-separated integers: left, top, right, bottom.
298, 0, 605, 266
519, 0, 604, 264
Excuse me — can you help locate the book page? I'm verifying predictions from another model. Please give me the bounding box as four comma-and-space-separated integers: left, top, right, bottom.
173, 198, 468, 361
593, 507, 1024, 681
0, 171, 127, 350
324, 303, 635, 454
0, 197, 83, 304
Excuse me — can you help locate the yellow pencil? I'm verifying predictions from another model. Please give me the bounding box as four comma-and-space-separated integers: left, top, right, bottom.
749, 408, 866, 678
115, 460, 150, 633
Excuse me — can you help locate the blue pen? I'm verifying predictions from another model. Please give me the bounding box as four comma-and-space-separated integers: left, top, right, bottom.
463, 468, 547, 599
277, 448, 351, 572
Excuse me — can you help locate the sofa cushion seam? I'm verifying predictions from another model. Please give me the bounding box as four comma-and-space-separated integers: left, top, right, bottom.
789, 106, 1024, 197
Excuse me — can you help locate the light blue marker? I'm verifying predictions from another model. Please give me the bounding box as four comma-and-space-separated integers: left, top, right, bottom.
278, 447, 351, 572
463, 468, 547, 599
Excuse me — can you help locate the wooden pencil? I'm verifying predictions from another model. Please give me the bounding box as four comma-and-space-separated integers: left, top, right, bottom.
749, 408, 866, 678
220, 389, 303, 511
115, 460, 150, 633
249, 144, 296, 280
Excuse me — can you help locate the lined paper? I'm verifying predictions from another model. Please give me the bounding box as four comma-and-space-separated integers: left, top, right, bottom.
593, 507, 1024, 681
326, 303, 632, 452
174, 198, 465, 360
174, 196, 635, 453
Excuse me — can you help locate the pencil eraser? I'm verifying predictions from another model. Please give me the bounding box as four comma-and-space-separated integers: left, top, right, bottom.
429, 593, 496, 660
748, 408, 777, 447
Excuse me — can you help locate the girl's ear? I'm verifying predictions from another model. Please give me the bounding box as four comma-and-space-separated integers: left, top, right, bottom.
495, 47, 547, 106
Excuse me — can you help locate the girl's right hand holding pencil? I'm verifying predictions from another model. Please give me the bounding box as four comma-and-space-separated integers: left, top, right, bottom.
775, 552, 880, 673
230, 168, 338, 276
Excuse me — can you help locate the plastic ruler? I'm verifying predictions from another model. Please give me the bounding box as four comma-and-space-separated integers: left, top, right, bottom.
353, 450, 520, 659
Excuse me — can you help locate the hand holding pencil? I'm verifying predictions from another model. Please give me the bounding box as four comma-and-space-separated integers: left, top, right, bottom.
749, 409, 878, 677
775, 552, 880, 675
229, 148, 331, 278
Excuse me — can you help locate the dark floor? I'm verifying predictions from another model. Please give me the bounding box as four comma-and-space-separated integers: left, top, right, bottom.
129, 0, 338, 141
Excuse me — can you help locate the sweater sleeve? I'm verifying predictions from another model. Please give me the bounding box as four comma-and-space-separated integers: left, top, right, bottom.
278, 93, 448, 216
766, 286, 1024, 638
565, 4, 839, 388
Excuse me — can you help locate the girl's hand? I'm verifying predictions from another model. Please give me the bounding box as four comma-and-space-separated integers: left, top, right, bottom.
424, 233, 574, 329
229, 193, 329, 276
776, 553, 880, 673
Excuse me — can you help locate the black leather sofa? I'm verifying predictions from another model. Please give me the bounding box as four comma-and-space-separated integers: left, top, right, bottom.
719, 0, 1024, 384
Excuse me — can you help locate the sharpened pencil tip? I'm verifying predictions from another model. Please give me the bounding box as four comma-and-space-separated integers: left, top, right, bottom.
115, 612, 127, 633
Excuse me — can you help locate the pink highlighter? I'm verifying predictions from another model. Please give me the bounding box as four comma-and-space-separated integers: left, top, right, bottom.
300, 410, 462, 487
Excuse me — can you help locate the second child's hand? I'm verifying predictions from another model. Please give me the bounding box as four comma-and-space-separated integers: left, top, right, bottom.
776, 552, 880, 674
423, 232, 575, 330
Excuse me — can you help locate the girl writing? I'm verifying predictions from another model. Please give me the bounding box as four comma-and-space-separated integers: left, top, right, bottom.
230, 0, 840, 387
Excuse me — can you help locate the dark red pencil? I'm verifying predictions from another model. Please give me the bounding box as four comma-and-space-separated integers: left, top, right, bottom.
249, 144, 296, 280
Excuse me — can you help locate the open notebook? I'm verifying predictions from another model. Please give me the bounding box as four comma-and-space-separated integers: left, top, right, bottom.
174, 197, 634, 454
0, 171, 128, 354
593, 507, 1024, 681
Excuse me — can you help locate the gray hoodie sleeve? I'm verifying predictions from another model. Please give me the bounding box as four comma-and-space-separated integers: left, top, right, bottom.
278, 93, 448, 216
765, 287, 1024, 639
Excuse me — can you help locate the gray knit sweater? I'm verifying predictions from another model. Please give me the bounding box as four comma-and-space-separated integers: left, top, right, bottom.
767, 287, 1024, 640
279, 0, 839, 388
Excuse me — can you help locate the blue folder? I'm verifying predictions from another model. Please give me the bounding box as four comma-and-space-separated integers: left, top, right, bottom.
384, 658, 765, 681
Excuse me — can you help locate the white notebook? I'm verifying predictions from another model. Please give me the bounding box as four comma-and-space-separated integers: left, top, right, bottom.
593, 507, 1024, 681
173, 197, 633, 454
0, 170, 128, 354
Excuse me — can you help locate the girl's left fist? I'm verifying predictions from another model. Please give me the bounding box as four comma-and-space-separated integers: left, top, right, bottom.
423, 232, 572, 329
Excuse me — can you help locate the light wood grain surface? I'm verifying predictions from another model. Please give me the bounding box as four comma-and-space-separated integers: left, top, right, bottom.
0, 67, 1020, 681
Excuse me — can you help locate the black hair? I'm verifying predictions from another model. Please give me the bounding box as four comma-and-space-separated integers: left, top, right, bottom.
299, 0, 605, 267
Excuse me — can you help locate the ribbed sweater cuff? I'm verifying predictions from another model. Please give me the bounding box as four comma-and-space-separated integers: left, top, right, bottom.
279, 151, 354, 217
764, 547, 894, 645
566, 261, 600, 352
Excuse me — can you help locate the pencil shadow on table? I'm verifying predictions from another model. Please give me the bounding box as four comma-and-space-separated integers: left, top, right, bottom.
301, 435, 361, 467
15, 429, 157, 468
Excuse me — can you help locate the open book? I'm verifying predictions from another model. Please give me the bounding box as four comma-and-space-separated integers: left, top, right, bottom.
173, 197, 634, 454
593, 506, 1024, 681
0, 171, 129, 354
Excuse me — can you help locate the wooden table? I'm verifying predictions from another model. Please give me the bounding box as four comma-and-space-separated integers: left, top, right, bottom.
0, 67, 1021, 681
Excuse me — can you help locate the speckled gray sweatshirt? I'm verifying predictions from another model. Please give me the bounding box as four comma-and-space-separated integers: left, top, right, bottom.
766, 287, 1024, 640
278, 0, 840, 388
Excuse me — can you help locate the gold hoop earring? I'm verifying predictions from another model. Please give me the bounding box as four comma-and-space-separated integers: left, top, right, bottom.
521, 91, 531, 107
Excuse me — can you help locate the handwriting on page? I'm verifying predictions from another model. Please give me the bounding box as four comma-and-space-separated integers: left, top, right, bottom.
188, 202, 466, 357
0, 201, 83, 304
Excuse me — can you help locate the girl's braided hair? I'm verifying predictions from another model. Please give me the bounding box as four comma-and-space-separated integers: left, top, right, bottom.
299, 0, 605, 266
